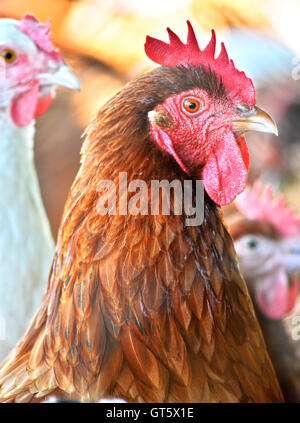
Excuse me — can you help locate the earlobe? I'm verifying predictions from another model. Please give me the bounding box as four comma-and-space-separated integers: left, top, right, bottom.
149, 122, 189, 174
148, 109, 172, 129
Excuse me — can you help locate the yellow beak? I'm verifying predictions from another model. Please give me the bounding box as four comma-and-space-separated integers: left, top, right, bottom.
227, 105, 278, 136
37, 63, 81, 91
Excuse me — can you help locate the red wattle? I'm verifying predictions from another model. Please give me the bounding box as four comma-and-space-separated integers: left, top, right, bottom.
255, 268, 288, 320
10, 80, 39, 127
202, 128, 249, 206
255, 268, 298, 320
34, 95, 53, 118
286, 275, 299, 314
10, 81, 53, 127
237, 136, 250, 171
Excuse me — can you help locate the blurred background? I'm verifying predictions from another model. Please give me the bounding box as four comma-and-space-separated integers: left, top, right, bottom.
1, 0, 299, 239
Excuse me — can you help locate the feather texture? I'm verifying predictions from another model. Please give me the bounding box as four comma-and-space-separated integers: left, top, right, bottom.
0, 65, 283, 403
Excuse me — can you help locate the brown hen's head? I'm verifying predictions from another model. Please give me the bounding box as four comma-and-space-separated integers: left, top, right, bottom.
145, 21, 278, 205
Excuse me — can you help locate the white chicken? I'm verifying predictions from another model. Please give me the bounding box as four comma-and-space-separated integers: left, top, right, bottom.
0, 14, 80, 360
226, 181, 300, 401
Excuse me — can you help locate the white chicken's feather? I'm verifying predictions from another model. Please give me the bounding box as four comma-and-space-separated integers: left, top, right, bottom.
0, 15, 79, 362
0, 112, 54, 360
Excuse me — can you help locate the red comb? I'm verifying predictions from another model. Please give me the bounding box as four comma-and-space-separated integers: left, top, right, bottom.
145, 21, 255, 105
236, 180, 300, 237
18, 14, 61, 62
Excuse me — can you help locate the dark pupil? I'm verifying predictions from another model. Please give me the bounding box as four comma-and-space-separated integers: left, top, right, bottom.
187, 101, 196, 110
248, 240, 258, 249
4, 51, 12, 60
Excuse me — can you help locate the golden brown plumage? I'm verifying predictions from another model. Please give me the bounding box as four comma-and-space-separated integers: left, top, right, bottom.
0, 65, 283, 403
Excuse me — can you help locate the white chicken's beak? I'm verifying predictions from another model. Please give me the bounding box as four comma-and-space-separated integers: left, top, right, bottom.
37, 63, 81, 91
226, 105, 278, 136
279, 237, 300, 275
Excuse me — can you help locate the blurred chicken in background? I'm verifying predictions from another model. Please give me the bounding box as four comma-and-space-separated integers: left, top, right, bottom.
225, 181, 300, 401
0, 14, 80, 360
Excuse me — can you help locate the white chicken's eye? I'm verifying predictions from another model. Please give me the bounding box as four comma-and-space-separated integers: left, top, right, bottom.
247, 239, 258, 249
0, 49, 17, 64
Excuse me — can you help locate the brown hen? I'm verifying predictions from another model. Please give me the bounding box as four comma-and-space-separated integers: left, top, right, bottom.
0, 22, 283, 403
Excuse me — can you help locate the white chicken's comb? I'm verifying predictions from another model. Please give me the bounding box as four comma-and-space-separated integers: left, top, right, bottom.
236, 180, 300, 237
18, 14, 61, 62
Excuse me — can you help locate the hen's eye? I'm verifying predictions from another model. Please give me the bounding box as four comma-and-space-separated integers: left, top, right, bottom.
247, 239, 258, 249
0, 49, 17, 64
183, 98, 201, 114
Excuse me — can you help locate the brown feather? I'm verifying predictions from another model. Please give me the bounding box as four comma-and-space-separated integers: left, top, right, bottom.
0, 65, 283, 403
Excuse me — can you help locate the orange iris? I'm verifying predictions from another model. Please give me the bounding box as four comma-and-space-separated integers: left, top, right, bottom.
183, 98, 201, 113
0, 49, 16, 64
